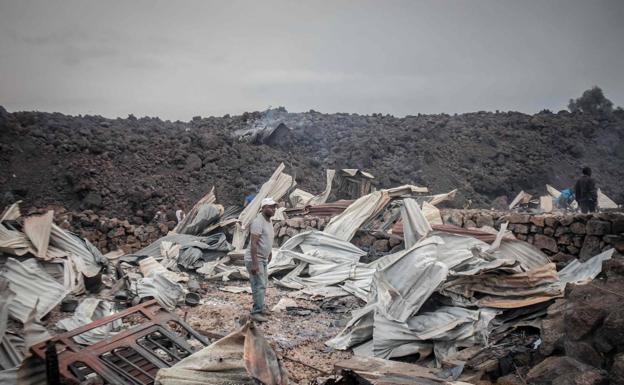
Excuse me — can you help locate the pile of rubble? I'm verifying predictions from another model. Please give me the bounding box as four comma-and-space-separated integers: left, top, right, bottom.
1, 162, 623, 384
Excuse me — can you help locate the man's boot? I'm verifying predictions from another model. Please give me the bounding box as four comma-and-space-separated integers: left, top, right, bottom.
250, 313, 268, 323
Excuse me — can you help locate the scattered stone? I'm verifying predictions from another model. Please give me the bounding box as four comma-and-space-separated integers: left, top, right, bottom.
552, 370, 608, 385
388, 236, 402, 248
565, 304, 606, 341
533, 234, 558, 253
545, 216, 559, 227
496, 374, 525, 385
83, 191, 103, 209
285, 218, 304, 228
570, 222, 587, 235
551, 252, 576, 265
557, 234, 572, 245
540, 299, 566, 356
611, 353, 624, 385
526, 356, 594, 384
580, 236, 602, 261
373, 239, 389, 253
601, 308, 624, 347
464, 219, 477, 228
530, 215, 546, 227
285, 227, 298, 238
566, 245, 580, 255
476, 214, 494, 228
185, 153, 203, 171
510, 224, 529, 234
555, 226, 570, 237
491, 196, 508, 211
586, 220, 611, 236
507, 213, 530, 224
448, 211, 463, 227
564, 340, 603, 368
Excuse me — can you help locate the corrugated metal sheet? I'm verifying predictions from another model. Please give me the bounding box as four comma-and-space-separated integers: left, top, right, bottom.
156, 322, 288, 385
49, 223, 103, 277
598, 189, 618, 209
1, 258, 68, 323
233, 163, 294, 250
497, 239, 551, 271
0, 202, 21, 223
133, 273, 184, 311
324, 191, 391, 241
56, 298, 120, 345
401, 198, 432, 248
23, 211, 53, 260
0, 223, 33, 257
393, 222, 500, 243
559, 248, 614, 285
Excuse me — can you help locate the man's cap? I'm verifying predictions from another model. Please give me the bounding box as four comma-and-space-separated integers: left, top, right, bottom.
261, 197, 277, 207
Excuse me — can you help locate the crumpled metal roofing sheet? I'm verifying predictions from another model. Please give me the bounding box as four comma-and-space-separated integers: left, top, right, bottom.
0, 202, 21, 223
0, 223, 33, 257
233, 163, 294, 250
324, 191, 391, 241
134, 272, 184, 311
401, 198, 432, 248
50, 223, 103, 277
23, 211, 53, 260
559, 248, 614, 285
156, 322, 288, 385
1, 258, 68, 323
56, 298, 121, 345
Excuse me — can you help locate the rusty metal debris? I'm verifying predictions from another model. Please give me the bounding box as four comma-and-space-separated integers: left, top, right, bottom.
30, 300, 212, 385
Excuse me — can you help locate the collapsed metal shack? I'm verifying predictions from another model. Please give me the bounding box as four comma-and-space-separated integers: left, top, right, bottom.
331, 169, 375, 201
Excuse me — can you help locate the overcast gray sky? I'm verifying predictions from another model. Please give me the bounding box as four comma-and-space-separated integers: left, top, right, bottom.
1, 0, 622, 120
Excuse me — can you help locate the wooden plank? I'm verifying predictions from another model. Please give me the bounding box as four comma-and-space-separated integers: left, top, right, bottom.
334, 356, 441, 381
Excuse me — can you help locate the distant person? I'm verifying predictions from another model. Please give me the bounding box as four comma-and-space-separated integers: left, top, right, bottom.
153, 206, 167, 223
175, 207, 186, 223
574, 167, 598, 213
557, 188, 575, 210
243, 186, 258, 208
244, 198, 277, 322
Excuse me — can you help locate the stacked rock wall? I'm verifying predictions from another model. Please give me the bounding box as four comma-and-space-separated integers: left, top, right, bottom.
445, 210, 624, 260
26, 206, 623, 258
272, 210, 624, 260
51, 209, 173, 254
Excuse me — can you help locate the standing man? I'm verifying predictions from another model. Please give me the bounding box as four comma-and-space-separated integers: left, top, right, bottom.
575, 167, 598, 213
244, 197, 277, 322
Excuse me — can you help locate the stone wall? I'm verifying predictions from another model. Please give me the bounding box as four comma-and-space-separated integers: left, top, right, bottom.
272, 210, 624, 261
36, 206, 624, 259
52, 209, 173, 254
444, 210, 624, 260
